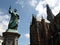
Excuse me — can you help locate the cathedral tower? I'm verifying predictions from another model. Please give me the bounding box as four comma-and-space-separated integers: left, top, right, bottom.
30, 15, 49, 45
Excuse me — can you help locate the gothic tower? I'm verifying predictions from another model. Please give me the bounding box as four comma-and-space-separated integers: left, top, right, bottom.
30, 15, 49, 45
30, 15, 39, 45
30, 4, 60, 45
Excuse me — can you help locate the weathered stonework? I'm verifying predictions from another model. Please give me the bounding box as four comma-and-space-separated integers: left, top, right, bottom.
3, 32, 20, 45
30, 4, 60, 45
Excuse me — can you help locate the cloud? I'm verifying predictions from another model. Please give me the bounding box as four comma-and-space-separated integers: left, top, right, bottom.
0, 11, 10, 35
29, 0, 38, 7
16, 0, 38, 8
16, 0, 24, 8
0, 11, 4, 14
46, 0, 57, 7
35, 0, 60, 21
52, 3, 60, 16
35, 1, 47, 21
25, 33, 30, 39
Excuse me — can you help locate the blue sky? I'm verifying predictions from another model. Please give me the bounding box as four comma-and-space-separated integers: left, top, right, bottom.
0, 0, 60, 45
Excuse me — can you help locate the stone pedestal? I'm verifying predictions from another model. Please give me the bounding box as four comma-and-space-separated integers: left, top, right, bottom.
3, 32, 20, 45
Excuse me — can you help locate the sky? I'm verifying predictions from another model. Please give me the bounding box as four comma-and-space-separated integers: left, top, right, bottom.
0, 0, 60, 45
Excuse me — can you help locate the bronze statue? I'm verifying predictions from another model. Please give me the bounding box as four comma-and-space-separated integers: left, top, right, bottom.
8, 6, 19, 30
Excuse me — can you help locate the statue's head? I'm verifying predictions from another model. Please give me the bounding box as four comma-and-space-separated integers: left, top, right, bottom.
14, 9, 17, 12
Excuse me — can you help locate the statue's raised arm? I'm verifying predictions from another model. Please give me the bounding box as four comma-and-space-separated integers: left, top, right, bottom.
9, 6, 12, 14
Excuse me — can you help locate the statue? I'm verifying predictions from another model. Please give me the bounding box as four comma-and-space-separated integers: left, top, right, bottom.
8, 6, 19, 30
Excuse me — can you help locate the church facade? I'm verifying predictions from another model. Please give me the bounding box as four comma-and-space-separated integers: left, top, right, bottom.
30, 4, 60, 45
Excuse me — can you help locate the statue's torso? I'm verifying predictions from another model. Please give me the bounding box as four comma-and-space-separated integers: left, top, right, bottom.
8, 11, 19, 29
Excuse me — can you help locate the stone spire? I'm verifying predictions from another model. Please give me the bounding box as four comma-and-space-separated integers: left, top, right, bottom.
31, 14, 36, 25
46, 4, 54, 22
